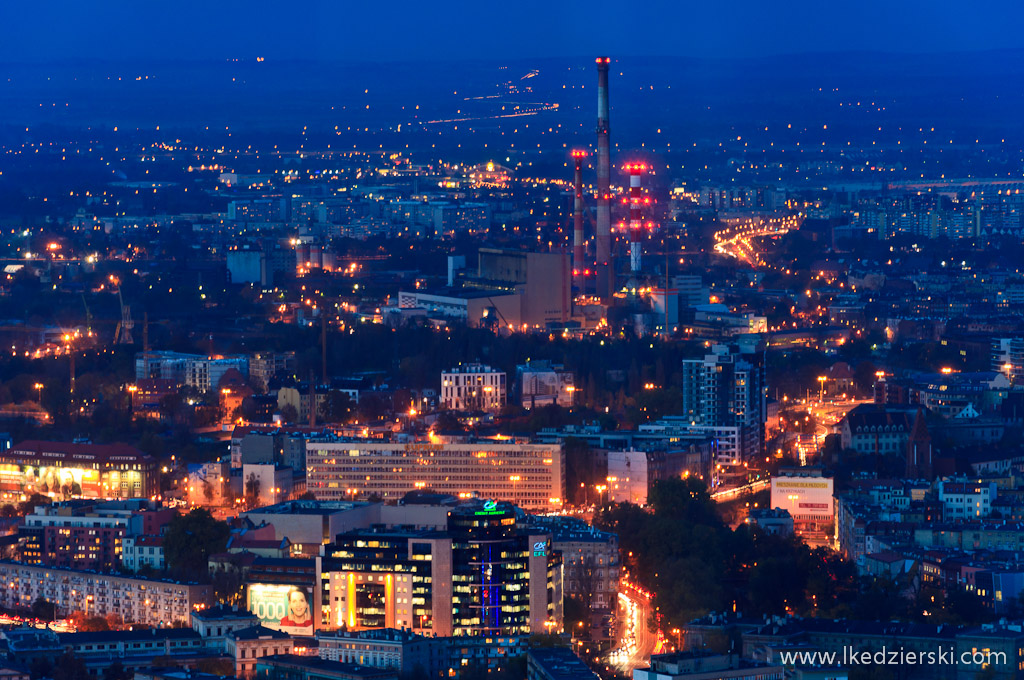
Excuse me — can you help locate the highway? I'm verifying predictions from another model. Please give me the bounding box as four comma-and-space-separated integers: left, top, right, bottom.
712, 214, 802, 267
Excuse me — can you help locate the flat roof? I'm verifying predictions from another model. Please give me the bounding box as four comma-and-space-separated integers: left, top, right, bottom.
243, 500, 367, 516
7, 440, 150, 464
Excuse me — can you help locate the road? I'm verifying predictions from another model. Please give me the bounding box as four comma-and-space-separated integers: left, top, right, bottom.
712, 214, 801, 267
794, 397, 871, 462
710, 478, 770, 503
610, 579, 660, 672
780, 397, 870, 463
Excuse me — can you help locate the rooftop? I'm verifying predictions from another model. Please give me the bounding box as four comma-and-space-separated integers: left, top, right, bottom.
58, 628, 201, 644
232, 625, 292, 641
256, 654, 397, 679
527, 648, 600, 680
243, 500, 366, 516
190, 606, 259, 622
7, 440, 150, 464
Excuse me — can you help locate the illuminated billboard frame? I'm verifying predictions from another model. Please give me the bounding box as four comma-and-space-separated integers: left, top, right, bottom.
247, 583, 314, 635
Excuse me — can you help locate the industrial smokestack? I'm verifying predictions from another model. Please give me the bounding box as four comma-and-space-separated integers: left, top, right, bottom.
626, 163, 646, 282
595, 57, 612, 297
571, 149, 587, 277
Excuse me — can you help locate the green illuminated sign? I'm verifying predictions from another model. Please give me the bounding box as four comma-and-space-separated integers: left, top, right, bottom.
474, 500, 503, 516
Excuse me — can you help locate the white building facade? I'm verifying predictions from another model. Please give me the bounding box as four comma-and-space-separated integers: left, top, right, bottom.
441, 363, 506, 411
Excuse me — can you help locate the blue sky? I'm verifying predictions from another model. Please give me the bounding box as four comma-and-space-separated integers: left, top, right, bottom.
3, 0, 1023, 61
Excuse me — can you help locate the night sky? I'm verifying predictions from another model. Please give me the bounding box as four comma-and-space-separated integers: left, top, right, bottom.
4, 0, 1024, 62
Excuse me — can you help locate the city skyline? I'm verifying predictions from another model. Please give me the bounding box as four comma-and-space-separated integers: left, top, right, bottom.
2, 5, 1024, 679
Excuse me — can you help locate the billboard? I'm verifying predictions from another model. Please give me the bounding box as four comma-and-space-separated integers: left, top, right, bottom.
0, 464, 102, 500
770, 476, 834, 522
247, 583, 314, 635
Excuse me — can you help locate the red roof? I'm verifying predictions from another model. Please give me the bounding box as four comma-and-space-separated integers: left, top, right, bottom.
136, 378, 177, 392
828, 362, 854, 380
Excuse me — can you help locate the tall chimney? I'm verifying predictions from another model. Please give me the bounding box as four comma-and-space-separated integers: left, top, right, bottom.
595, 57, 612, 298
571, 150, 587, 279
626, 163, 647, 284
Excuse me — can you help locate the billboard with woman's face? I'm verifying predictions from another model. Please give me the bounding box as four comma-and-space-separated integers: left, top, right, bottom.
246, 583, 314, 635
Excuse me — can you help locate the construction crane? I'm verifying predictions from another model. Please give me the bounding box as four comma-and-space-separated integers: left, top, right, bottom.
111, 276, 134, 345
81, 294, 93, 336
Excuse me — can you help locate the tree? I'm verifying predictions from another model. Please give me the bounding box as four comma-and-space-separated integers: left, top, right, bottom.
432, 411, 465, 433
279, 403, 299, 424
102, 662, 131, 680
357, 393, 387, 422
50, 651, 89, 680
31, 596, 56, 622
562, 596, 587, 631
163, 508, 230, 576
237, 396, 260, 423
211, 566, 244, 607
321, 391, 355, 423
30, 656, 52, 680
19, 493, 50, 516
69, 611, 110, 631
245, 473, 261, 505
159, 392, 188, 425
564, 438, 595, 506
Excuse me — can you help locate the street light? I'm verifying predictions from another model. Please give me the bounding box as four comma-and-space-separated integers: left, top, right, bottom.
817, 376, 827, 403
33, 383, 43, 403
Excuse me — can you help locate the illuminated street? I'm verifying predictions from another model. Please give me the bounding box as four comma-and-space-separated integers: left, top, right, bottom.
711, 478, 771, 503
713, 214, 802, 266
611, 579, 660, 671
798, 397, 873, 461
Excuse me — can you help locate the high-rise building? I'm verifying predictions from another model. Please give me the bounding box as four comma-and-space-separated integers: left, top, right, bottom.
993, 338, 1024, 384
680, 342, 766, 461
185, 355, 250, 393
525, 516, 619, 643
305, 439, 564, 512
319, 500, 561, 637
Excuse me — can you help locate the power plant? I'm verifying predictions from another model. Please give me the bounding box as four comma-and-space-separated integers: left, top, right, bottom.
577, 58, 655, 296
